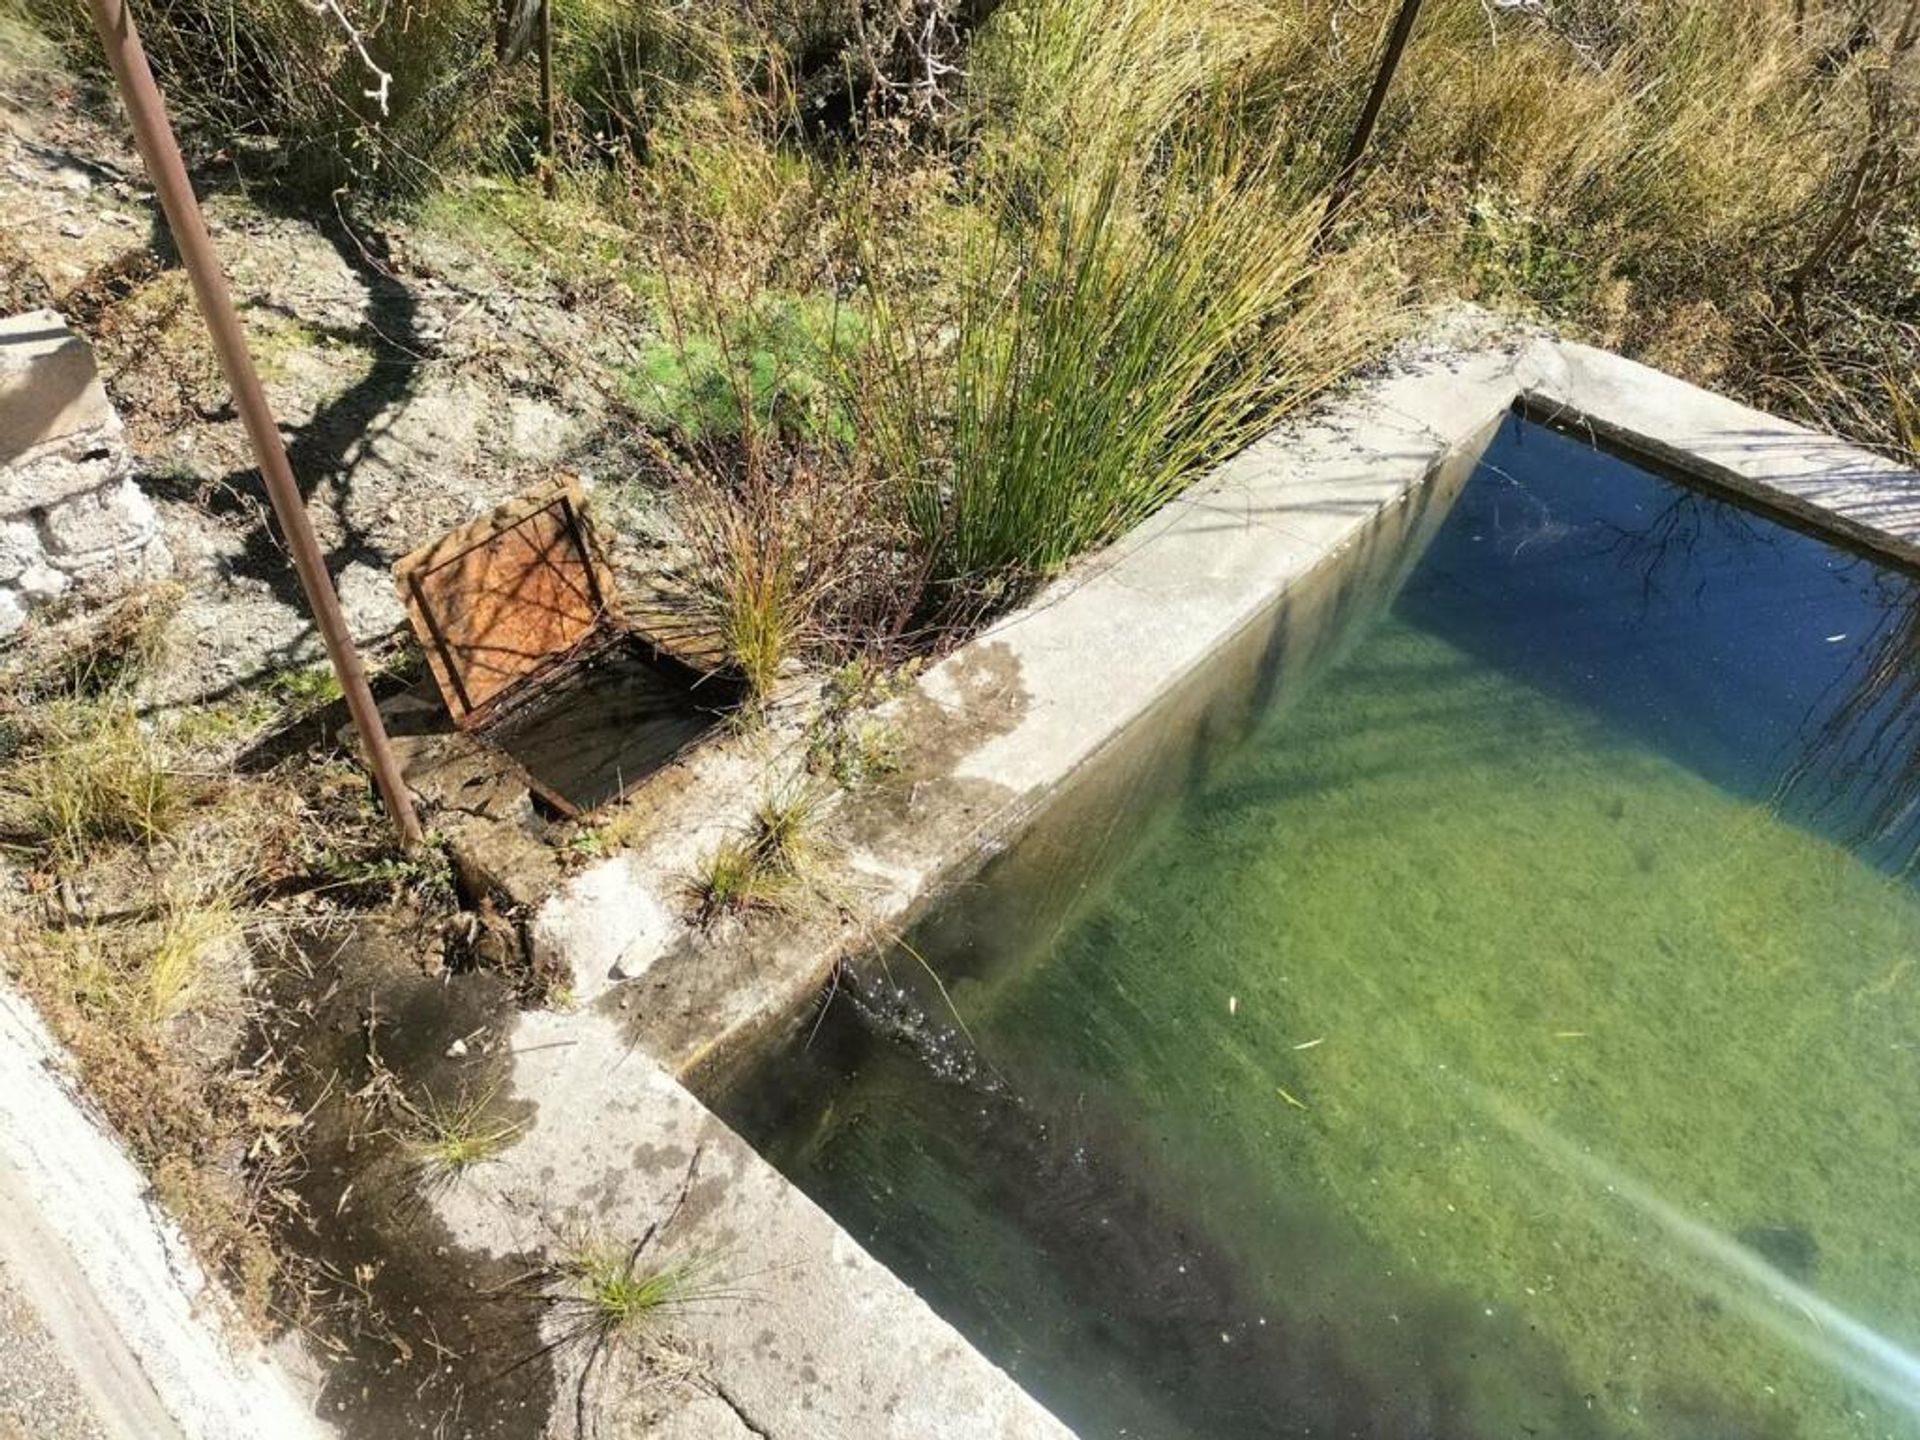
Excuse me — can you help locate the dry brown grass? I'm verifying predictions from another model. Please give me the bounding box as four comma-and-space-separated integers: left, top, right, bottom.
0, 604, 462, 1333
2, 694, 184, 865
4, 905, 296, 1324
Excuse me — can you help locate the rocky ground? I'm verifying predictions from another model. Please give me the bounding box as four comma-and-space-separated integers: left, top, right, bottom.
0, 1276, 110, 1440
0, 32, 656, 705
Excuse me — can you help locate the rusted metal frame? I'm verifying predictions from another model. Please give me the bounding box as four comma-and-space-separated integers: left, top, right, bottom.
1317, 0, 1428, 245
478, 632, 745, 818
393, 479, 618, 728
553, 493, 612, 618
82, 0, 424, 848
464, 626, 620, 733
404, 569, 479, 718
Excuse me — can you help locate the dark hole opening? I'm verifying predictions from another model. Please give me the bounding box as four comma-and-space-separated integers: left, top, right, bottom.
480, 633, 745, 815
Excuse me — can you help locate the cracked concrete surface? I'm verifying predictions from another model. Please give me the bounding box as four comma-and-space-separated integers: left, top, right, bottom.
427, 1004, 1077, 1439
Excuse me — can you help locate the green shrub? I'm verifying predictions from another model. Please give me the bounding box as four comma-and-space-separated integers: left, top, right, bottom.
863, 95, 1397, 607
625, 295, 862, 443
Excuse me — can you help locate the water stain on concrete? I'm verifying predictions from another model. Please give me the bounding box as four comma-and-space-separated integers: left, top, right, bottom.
260, 925, 553, 1440
610, 643, 1036, 1090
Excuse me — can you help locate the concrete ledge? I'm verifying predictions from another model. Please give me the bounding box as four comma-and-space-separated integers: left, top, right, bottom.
434, 1011, 1078, 1439
0, 981, 328, 1440
1527, 341, 1920, 569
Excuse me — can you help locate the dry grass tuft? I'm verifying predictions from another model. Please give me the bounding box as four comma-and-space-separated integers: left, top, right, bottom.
2, 695, 184, 865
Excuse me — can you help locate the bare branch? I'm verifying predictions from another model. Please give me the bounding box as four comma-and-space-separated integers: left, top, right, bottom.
304, 0, 393, 117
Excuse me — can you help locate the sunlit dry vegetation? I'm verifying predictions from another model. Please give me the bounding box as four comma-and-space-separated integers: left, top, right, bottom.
20, 0, 1915, 688
0, 599, 460, 1324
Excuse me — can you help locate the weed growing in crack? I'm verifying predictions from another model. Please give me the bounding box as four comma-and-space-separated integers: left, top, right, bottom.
688, 775, 832, 925
748, 777, 825, 875
805, 659, 906, 788
555, 1244, 718, 1347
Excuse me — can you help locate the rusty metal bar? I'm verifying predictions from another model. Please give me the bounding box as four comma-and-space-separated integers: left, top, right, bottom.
1317, 0, 1427, 245
82, 0, 426, 849
538, 0, 556, 197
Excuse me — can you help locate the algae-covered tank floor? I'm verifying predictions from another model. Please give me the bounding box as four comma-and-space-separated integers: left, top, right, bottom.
721, 415, 1920, 1440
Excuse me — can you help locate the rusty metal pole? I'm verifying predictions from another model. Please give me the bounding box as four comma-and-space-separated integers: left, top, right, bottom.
1316, 0, 1427, 246
538, 0, 556, 198
83, 0, 425, 849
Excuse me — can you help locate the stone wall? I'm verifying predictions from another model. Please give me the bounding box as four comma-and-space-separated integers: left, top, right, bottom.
0, 308, 170, 637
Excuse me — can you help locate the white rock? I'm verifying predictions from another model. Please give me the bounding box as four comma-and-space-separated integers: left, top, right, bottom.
40, 477, 159, 560
0, 587, 25, 637
529, 856, 678, 986
0, 517, 41, 584
0, 444, 129, 514
16, 561, 70, 602
504, 396, 572, 466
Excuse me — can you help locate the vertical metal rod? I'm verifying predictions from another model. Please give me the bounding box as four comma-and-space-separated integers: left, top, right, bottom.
538, 0, 556, 197
83, 0, 425, 849
1317, 0, 1427, 244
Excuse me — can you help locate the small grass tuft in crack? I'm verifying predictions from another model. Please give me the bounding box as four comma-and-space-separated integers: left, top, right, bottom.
688, 833, 794, 924
747, 777, 825, 875
399, 1084, 526, 1184
688, 776, 832, 925
557, 1244, 715, 1347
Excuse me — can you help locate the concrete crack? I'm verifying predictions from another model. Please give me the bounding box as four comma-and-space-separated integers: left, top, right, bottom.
709, 1377, 774, 1439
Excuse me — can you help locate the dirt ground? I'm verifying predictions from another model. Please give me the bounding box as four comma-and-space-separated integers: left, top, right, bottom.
1, 34, 657, 706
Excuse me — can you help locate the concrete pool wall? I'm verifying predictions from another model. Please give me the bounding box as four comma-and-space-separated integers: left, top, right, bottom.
15, 309, 1918, 1439
495, 310, 1920, 1436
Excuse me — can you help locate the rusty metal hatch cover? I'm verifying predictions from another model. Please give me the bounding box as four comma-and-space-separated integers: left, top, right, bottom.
394, 477, 743, 815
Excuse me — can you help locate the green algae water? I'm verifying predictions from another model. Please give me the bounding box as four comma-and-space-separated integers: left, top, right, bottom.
721, 415, 1920, 1440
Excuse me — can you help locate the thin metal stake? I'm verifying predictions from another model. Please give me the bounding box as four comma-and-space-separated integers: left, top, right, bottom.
538, 0, 556, 197
1317, 0, 1428, 246
83, 0, 426, 849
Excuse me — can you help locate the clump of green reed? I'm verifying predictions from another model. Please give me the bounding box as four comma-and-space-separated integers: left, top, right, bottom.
862, 82, 1398, 610
650, 356, 904, 702
749, 777, 826, 873
667, 453, 836, 701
